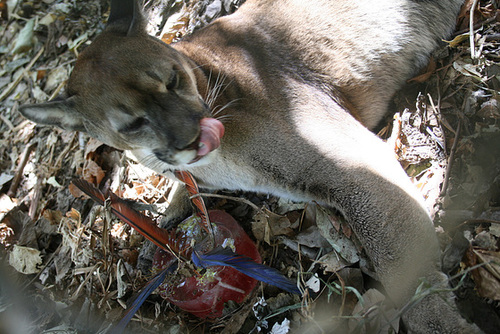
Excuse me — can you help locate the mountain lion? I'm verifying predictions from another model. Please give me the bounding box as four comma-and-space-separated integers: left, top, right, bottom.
20, 0, 481, 332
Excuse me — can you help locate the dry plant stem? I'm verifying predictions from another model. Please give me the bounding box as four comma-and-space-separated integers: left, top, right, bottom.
470, 0, 479, 59
102, 201, 112, 269
7, 141, 37, 197
427, 93, 447, 152
297, 203, 309, 231
0, 47, 44, 102
387, 112, 402, 152
193, 193, 262, 213
440, 118, 461, 197
70, 262, 102, 302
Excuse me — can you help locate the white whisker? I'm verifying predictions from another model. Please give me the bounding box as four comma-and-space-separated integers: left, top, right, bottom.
214, 115, 234, 123
212, 98, 241, 118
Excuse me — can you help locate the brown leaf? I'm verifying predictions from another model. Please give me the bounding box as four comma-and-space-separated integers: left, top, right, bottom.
82, 159, 105, 185
408, 57, 437, 83
84, 138, 105, 159
66, 208, 81, 223
466, 249, 500, 301
42, 209, 63, 225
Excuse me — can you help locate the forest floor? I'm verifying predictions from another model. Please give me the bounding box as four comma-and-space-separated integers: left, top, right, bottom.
0, 0, 499, 333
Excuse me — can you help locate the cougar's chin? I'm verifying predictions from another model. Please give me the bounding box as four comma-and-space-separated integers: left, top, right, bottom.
130, 118, 225, 169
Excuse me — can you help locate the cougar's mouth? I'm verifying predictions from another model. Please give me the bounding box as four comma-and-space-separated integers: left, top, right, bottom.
189, 117, 225, 164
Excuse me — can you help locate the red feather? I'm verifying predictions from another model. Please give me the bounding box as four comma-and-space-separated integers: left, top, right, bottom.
175, 171, 212, 233
72, 179, 189, 256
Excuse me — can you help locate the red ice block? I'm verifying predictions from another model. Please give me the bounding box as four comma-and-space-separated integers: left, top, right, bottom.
153, 210, 261, 318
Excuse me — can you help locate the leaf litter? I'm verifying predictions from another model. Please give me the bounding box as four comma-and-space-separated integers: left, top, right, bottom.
0, 0, 500, 333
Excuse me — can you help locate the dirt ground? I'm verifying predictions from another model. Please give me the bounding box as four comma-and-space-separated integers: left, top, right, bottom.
1, 0, 499, 333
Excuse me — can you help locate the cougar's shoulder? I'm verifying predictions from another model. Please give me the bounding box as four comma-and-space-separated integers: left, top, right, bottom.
178, 0, 464, 129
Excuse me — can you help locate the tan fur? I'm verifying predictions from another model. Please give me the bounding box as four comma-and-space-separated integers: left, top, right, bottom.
20, 0, 482, 332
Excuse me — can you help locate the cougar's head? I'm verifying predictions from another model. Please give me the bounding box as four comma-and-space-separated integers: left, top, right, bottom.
19, 0, 224, 168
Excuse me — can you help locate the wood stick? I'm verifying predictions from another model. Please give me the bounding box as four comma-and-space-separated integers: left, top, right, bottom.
7, 141, 37, 198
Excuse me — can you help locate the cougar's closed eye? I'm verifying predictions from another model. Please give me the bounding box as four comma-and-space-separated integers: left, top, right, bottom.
166, 71, 179, 91
119, 117, 149, 133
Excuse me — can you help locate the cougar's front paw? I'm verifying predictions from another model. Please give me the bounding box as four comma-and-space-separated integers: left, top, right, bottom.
402, 272, 483, 334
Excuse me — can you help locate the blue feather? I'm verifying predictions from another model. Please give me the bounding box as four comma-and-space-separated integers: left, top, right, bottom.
113, 262, 177, 333
192, 247, 301, 294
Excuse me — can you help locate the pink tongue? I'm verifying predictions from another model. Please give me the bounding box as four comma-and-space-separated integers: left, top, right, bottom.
197, 118, 225, 157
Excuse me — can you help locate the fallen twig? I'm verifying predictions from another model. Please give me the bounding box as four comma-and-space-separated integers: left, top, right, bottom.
7, 141, 37, 197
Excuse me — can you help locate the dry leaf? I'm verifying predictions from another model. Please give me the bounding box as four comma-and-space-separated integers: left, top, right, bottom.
472, 250, 500, 300
66, 208, 81, 225
295, 226, 331, 249
82, 159, 105, 185
8, 244, 42, 274
12, 18, 35, 54
252, 210, 293, 245
116, 260, 128, 298
316, 251, 351, 272
42, 209, 63, 225
0, 193, 16, 220
54, 246, 72, 283
315, 205, 360, 264
305, 273, 321, 293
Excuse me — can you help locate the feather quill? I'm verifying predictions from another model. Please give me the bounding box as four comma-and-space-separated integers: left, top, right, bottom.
113, 263, 177, 333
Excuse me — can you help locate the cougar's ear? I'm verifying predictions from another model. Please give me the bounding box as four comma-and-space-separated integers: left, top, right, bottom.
19, 97, 87, 132
106, 0, 146, 36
